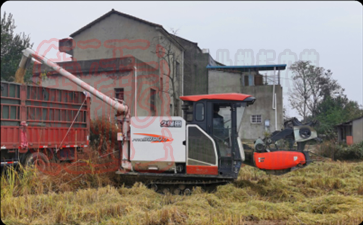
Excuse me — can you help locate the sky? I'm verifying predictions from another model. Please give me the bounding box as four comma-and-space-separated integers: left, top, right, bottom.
1, 1, 362, 118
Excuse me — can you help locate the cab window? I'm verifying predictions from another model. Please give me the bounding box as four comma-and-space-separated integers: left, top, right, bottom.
195, 103, 204, 121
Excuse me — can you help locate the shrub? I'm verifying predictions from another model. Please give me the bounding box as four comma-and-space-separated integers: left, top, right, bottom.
315, 141, 363, 161
315, 141, 339, 159
89, 117, 120, 156
334, 141, 363, 160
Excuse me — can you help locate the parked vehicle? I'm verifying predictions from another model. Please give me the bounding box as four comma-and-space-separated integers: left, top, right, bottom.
1, 81, 90, 168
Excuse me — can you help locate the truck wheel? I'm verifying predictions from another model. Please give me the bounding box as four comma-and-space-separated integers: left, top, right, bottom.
183, 188, 192, 195
24, 152, 50, 170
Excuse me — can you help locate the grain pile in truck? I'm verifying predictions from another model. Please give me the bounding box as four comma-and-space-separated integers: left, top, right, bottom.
0, 81, 91, 168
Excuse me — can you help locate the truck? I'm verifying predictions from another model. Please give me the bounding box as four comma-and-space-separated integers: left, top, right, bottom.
1, 48, 318, 194
0, 81, 91, 168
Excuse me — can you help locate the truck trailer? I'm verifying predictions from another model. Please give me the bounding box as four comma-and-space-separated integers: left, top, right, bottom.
1, 81, 91, 168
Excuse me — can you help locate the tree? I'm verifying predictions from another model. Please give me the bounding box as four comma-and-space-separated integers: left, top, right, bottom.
319, 69, 344, 101
283, 106, 288, 121
288, 61, 342, 121
1, 12, 33, 82
288, 61, 314, 121
152, 28, 182, 116
289, 61, 362, 137
315, 95, 363, 137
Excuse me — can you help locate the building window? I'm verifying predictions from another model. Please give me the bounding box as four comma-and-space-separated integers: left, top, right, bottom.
244, 75, 249, 86
176, 61, 180, 77
251, 115, 262, 124
115, 88, 124, 100
150, 89, 156, 116
160, 77, 163, 91
195, 103, 204, 121
249, 75, 254, 86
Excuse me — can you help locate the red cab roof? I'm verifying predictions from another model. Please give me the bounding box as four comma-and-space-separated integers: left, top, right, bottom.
180, 93, 253, 102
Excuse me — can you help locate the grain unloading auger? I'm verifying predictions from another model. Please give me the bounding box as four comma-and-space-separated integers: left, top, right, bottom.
18, 48, 316, 193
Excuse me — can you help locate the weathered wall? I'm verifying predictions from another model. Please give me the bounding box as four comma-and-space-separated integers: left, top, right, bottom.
34, 58, 170, 120
69, 13, 183, 116
208, 70, 241, 93
208, 70, 283, 140
196, 54, 214, 95
353, 117, 363, 144
72, 14, 159, 62
239, 85, 283, 140
171, 36, 209, 96
208, 70, 262, 93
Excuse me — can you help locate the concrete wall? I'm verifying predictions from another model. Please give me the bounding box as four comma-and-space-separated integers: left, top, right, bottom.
208, 70, 241, 93
208, 70, 262, 93
239, 85, 283, 140
353, 117, 363, 144
72, 14, 159, 62
208, 70, 283, 140
34, 58, 171, 121
171, 36, 209, 96
69, 13, 183, 116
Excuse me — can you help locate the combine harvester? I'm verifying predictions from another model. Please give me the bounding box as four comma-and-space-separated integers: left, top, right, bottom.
1, 48, 318, 194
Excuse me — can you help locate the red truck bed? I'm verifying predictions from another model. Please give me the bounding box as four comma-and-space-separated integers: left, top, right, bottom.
1, 81, 90, 164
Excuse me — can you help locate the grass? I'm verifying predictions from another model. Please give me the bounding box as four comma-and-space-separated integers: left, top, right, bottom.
1, 160, 363, 225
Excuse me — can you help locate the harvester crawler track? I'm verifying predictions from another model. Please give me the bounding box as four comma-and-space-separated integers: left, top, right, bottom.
147, 179, 231, 195
116, 170, 233, 194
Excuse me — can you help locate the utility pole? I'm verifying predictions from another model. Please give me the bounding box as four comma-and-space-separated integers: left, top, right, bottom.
278, 69, 280, 85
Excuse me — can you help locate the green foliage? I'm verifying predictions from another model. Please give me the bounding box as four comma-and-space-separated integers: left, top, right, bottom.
315, 96, 363, 137
263, 131, 270, 138
1, 12, 33, 82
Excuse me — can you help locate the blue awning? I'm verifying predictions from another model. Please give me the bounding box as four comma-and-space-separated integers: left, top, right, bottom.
206, 64, 286, 72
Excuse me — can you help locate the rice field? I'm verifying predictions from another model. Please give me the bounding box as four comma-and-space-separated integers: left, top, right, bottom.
1, 159, 363, 225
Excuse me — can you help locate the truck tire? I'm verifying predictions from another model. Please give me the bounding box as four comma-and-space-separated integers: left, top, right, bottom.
24, 152, 50, 170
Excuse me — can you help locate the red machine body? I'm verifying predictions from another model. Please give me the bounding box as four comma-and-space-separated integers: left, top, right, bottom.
253, 151, 306, 170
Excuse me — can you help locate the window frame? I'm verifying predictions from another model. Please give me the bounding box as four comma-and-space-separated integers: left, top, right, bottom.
150, 88, 156, 116
186, 124, 218, 166
114, 88, 124, 101
250, 114, 262, 124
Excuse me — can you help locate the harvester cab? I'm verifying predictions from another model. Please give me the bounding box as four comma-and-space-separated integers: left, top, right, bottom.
180, 93, 255, 178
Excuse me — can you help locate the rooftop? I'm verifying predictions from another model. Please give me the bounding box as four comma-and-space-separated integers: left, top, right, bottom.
69, 9, 184, 50
335, 116, 363, 127
180, 93, 254, 102
70, 9, 163, 38
206, 64, 287, 72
